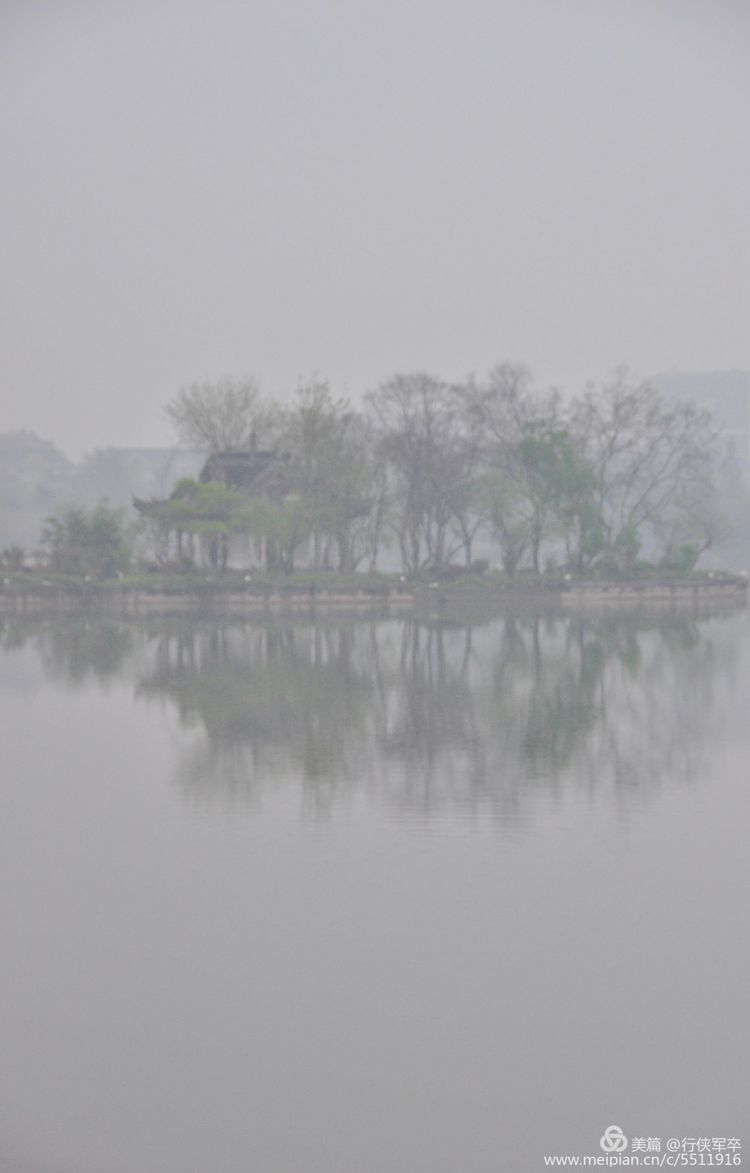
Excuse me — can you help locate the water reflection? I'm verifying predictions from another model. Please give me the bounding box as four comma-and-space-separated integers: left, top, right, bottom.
0, 616, 137, 686
139, 624, 373, 810
483, 614, 720, 819
3, 608, 741, 822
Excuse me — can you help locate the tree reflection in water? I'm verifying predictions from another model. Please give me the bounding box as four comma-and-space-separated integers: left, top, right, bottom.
0, 616, 138, 687
133, 612, 737, 821
2, 610, 740, 822
137, 623, 372, 812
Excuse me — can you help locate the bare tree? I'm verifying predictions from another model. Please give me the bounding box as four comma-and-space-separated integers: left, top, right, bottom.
165, 376, 277, 452
280, 379, 372, 571
461, 364, 567, 574
367, 373, 477, 573
357, 453, 391, 573
655, 477, 731, 570
569, 368, 717, 564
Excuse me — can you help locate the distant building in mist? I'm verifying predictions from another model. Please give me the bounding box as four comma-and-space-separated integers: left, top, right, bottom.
0, 436, 204, 549
73, 447, 204, 509
653, 370, 750, 488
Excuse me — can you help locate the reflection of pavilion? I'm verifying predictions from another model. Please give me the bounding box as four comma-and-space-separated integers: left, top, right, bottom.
137, 624, 373, 807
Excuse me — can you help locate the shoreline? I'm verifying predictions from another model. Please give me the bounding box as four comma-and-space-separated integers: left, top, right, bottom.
1, 575, 746, 618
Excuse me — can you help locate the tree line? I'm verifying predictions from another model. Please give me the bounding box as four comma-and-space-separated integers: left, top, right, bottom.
146, 366, 720, 577
25, 364, 727, 579
4, 614, 726, 813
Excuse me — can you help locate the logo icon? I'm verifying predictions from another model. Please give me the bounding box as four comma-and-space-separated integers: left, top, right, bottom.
600, 1125, 628, 1153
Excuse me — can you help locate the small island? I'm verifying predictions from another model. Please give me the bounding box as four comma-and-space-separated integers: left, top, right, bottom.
2, 370, 748, 615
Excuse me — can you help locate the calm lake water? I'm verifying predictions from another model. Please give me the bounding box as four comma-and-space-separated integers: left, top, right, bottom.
1, 607, 748, 1172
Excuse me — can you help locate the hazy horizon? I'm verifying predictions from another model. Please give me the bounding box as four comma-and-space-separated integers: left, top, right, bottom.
2, 0, 750, 457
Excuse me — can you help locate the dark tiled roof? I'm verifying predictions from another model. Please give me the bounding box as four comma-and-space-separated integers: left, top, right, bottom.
199, 450, 297, 496
134, 449, 299, 517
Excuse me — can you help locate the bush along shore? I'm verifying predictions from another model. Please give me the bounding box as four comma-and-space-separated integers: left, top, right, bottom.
0, 566, 747, 616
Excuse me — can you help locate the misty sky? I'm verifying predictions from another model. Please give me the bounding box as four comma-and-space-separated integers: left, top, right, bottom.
2, 0, 749, 456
